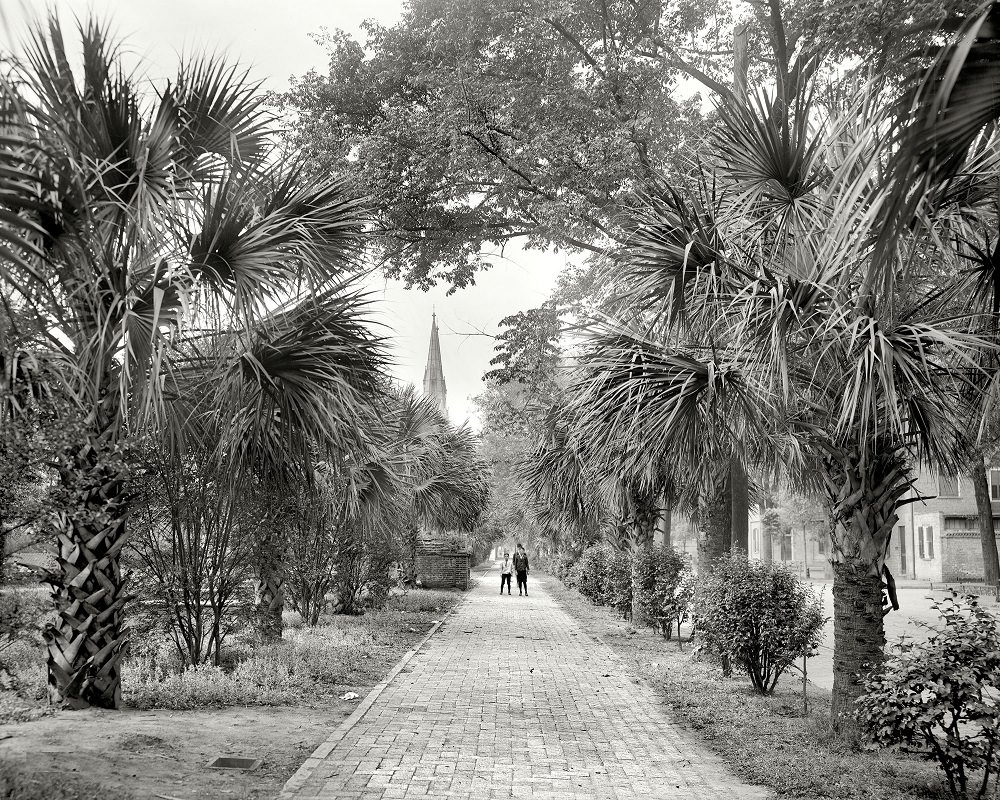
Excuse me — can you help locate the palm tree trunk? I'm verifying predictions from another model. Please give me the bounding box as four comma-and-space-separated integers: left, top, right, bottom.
821, 445, 910, 731
44, 436, 130, 709
656, 491, 672, 548
403, 519, 419, 586
254, 529, 286, 643
626, 490, 656, 625
697, 473, 732, 575
830, 561, 884, 726
730, 458, 749, 552
968, 460, 1000, 585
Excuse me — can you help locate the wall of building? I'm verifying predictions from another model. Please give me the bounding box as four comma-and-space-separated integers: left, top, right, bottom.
910, 509, 942, 582
747, 514, 831, 578
415, 551, 470, 589
941, 529, 1000, 582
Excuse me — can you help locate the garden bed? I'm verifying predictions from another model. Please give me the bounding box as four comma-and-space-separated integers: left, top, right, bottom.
0, 588, 462, 800
544, 575, 953, 800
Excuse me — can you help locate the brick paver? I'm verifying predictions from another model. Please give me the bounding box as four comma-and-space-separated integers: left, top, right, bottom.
280, 571, 772, 800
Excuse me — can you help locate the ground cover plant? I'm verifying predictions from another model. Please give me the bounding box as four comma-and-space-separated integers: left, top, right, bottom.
546, 573, 952, 799
0, 588, 459, 712
0, 587, 461, 798
0, 760, 134, 800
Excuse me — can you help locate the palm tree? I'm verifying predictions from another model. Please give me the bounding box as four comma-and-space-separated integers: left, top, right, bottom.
0, 17, 384, 708
567, 24, 1000, 725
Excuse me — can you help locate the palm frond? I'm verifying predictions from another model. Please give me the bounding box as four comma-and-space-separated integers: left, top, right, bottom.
874, 2, 1000, 284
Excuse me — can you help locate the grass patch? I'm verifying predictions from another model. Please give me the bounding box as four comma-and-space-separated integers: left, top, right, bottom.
0, 586, 463, 714
0, 759, 134, 800
547, 577, 951, 800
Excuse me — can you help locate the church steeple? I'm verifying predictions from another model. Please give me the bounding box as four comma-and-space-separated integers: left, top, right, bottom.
422, 312, 447, 414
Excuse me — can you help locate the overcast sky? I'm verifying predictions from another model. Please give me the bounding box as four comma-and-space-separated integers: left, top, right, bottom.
0, 0, 564, 427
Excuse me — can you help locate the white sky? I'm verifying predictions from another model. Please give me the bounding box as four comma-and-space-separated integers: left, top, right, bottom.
0, 0, 565, 427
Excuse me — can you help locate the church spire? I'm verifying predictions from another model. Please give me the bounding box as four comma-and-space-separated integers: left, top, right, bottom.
422, 312, 447, 414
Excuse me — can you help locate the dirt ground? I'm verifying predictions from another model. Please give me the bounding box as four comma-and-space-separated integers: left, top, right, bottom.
0, 697, 364, 799
0, 591, 460, 800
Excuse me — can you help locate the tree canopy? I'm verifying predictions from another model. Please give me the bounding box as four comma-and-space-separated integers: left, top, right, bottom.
279, 0, 980, 291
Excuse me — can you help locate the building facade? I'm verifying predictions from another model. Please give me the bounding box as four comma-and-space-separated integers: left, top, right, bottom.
746, 468, 1000, 583
900, 469, 1000, 583
747, 511, 832, 579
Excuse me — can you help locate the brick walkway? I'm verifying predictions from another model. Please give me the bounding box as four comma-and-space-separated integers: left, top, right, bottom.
280, 571, 772, 800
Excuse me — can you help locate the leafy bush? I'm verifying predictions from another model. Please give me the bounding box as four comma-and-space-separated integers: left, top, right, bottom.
661, 562, 696, 641
633, 546, 689, 632
856, 592, 1000, 800
605, 548, 633, 618
575, 543, 614, 604
0, 588, 50, 695
632, 546, 659, 620
554, 551, 577, 586
694, 553, 825, 694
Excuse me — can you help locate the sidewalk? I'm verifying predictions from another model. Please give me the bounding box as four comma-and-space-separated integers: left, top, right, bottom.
279, 569, 772, 800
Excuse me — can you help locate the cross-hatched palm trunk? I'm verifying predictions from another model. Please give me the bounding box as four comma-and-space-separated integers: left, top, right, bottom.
697, 476, 732, 576
820, 445, 911, 725
44, 433, 130, 708
254, 529, 287, 642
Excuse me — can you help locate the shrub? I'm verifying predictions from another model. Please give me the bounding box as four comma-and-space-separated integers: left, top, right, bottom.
661, 561, 695, 640
633, 546, 689, 631
0, 587, 49, 695
575, 543, 614, 604
554, 551, 577, 586
856, 592, 1000, 800
605, 548, 633, 618
632, 546, 659, 621
694, 553, 825, 694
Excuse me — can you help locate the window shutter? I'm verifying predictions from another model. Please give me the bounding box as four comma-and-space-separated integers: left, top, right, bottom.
918, 526, 925, 559
927, 526, 934, 559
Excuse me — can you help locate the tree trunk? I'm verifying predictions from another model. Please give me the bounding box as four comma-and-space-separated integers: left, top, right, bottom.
969, 460, 1000, 585
628, 490, 656, 626
730, 458, 749, 553
403, 520, 419, 586
656, 492, 672, 549
254, 529, 286, 643
0, 523, 7, 586
44, 436, 130, 709
820, 444, 910, 731
697, 474, 732, 576
830, 560, 884, 728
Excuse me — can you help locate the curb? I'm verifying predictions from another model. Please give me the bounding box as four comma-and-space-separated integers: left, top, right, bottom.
277, 604, 458, 799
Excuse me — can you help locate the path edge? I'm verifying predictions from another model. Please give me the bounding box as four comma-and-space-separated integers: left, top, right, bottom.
277, 602, 459, 799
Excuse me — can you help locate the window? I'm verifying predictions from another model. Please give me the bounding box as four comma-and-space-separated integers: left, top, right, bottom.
918, 526, 925, 559
926, 525, 935, 559
817, 534, 826, 555
945, 516, 978, 531
751, 526, 759, 553
939, 473, 961, 497
780, 530, 793, 561
898, 525, 907, 573
991, 469, 1000, 501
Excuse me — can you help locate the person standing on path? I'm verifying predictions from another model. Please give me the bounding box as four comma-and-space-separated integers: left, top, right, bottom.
500, 552, 513, 595
513, 543, 529, 596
